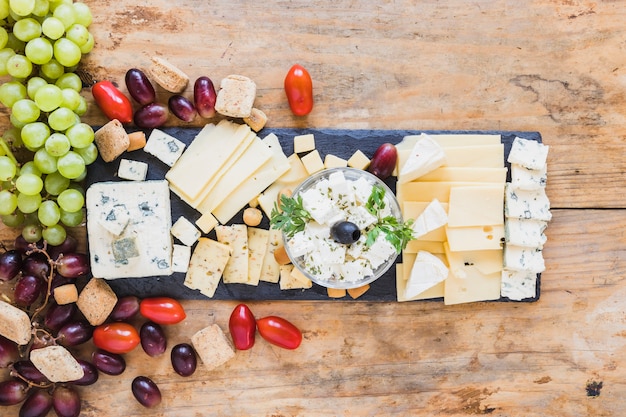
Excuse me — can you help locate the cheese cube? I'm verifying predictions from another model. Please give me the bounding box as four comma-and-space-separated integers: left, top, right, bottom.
510, 163, 547, 190
184, 238, 231, 298
195, 212, 218, 234
117, 159, 148, 181
172, 244, 192, 273
347, 149, 370, 170
504, 184, 552, 222
501, 269, 537, 301
324, 154, 348, 169
507, 137, 549, 170
301, 149, 325, 175
503, 244, 545, 273
171, 216, 201, 246
144, 129, 186, 167
294, 134, 315, 153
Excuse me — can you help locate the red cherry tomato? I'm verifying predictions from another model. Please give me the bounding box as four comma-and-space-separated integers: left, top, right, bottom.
284, 64, 314, 116
91, 80, 133, 123
139, 297, 186, 325
257, 316, 302, 350
228, 304, 256, 350
93, 322, 140, 354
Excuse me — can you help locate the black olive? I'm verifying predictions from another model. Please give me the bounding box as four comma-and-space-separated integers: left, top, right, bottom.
330, 221, 361, 244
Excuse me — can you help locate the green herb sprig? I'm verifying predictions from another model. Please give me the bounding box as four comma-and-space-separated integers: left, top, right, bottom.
365, 184, 414, 253
270, 194, 312, 238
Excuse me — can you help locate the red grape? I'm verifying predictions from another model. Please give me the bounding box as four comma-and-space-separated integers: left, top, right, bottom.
92, 349, 125, 375
52, 386, 81, 417
168, 94, 197, 122
0, 379, 29, 406
140, 321, 167, 357
14, 274, 44, 306
194, 76, 217, 118
12, 360, 49, 384
19, 388, 53, 417
44, 302, 77, 332
70, 359, 99, 386
55, 253, 89, 278
47, 235, 78, 260
368, 142, 398, 179
109, 295, 140, 321
57, 321, 93, 346
171, 343, 197, 377
0, 249, 22, 281
0, 335, 19, 368
134, 102, 169, 128
131, 376, 161, 408
14, 235, 43, 254
22, 253, 50, 280
125, 68, 156, 105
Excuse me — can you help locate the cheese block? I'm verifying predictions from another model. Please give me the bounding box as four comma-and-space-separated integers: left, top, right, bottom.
215, 225, 250, 284
398, 133, 446, 183
501, 269, 537, 301
184, 237, 231, 298
144, 129, 186, 167
504, 184, 552, 222
86, 180, 172, 279
447, 185, 505, 227
446, 225, 504, 251
324, 154, 348, 169
247, 227, 269, 286
260, 229, 282, 283
347, 149, 370, 169
507, 136, 549, 170
301, 149, 325, 175
404, 251, 449, 300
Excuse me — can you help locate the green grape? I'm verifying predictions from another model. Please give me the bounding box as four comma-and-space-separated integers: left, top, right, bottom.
34, 83, 62, 112
0, 189, 17, 215
31, 0, 48, 17
33, 147, 57, 173
6, 54, 33, 79
52, 3, 75, 28
72, 1, 91, 27
65, 122, 93, 148
56, 150, 84, 179
48, 106, 76, 131
44, 132, 70, 156
0, 0, 9, 19
2, 210, 25, 227
55, 72, 81, 91
71, 167, 86, 181
0, 27, 8, 49
57, 187, 82, 212
53, 38, 81, 67
19, 160, 41, 176
21, 121, 50, 150
42, 222, 65, 245
17, 191, 41, 213
79, 32, 94, 54
74, 95, 87, 116
37, 199, 60, 226
3, 126, 22, 147
9, 0, 35, 16
22, 222, 42, 243
43, 170, 68, 194
11, 99, 40, 124
67, 182, 84, 196
74, 141, 97, 165
41, 16, 65, 40
13, 17, 42, 42
40, 58, 64, 79
0, 47, 16, 76
65, 23, 88, 46
9, 113, 27, 129
6, 33, 25, 53
15, 172, 43, 195
0, 155, 17, 181
59, 207, 82, 226
60, 87, 80, 110
27, 76, 47, 99
25, 37, 53, 65
0, 80, 27, 107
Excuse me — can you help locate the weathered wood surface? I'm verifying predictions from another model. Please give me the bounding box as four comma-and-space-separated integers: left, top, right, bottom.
2, 0, 626, 416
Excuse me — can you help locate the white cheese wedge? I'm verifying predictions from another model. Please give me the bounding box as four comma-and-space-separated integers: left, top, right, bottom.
411, 198, 448, 239
398, 133, 446, 183
144, 129, 186, 167
507, 136, 549, 170
404, 251, 449, 300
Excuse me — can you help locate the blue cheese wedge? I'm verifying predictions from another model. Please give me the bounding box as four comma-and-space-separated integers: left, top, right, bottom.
398, 133, 446, 183
507, 137, 549, 170
503, 244, 545, 273
86, 180, 173, 279
117, 159, 148, 181
144, 129, 186, 167
504, 218, 548, 249
510, 163, 547, 190
504, 184, 552, 222
501, 269, 537, 301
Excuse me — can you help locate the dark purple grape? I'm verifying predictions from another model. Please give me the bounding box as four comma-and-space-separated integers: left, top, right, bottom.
92, 349, 125, 375
47, 235, 78, 260
134, 102, 168, 128
194, 76, 217, 118
70, 359, 98, 386
131, 376, 161, 408
140, 321, 167, 357
44, 302, 77, 332
14, 235, 43, 255
12, 360, 49, 384
0, 249, 22, 281
19, 388, 52, 417
22, 252, 50, 280
0, 379, 28, 405
330, 221, 361, 244
125, 68, 156, 105
171, 343, 197, 377
52, 386, 80, 417
57, 321, 93, 346
55, 253, 89, 278
168, 94, 197, 122
14, 275, 44, 306
0, 335, 19, 368
109, 295, 140, 321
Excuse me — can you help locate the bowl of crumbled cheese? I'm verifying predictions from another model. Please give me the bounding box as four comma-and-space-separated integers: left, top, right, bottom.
274, 167, 405, 289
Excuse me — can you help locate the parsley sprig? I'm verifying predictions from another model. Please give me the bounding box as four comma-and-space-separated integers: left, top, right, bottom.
270, 194, 312, 238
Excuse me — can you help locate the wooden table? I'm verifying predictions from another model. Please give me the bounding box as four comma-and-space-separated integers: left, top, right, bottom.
2, 0, 626, 415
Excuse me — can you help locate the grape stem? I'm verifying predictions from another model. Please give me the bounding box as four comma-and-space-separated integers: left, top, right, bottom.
28, 242, 56, 322
9, 363, 54, 390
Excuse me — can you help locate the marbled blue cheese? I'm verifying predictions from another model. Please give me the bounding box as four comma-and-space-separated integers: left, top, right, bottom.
98, 204, 130, 237
503, 244, 545, 273
144, 129, 186, 167
501, 269, 537, 301
86, 180, 173, 279
117, 159, 148, 181
504, 218, 548, 249
507, 137, 549, 170
510, 163, 547, 190
504, 184, 552, 222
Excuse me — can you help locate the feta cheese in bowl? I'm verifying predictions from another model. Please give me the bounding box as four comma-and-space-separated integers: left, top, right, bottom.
276, 167, 406, 289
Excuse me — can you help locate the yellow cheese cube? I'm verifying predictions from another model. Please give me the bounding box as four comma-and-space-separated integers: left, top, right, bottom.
324, 154, 348, 169
347, 150, 370, 170
301, 149, 325, 175
293, 134, 315, 153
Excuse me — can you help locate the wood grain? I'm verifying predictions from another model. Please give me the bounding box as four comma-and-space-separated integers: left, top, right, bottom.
1, 0, 625, 415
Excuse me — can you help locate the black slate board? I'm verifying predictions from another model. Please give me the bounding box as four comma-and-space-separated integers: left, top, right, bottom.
85, 128, 542, 302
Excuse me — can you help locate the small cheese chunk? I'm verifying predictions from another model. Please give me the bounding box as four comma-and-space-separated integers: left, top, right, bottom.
294, 134, 315, 153
327, 288, 347, 298
503, 245, 546, 273
324, 154, 348, 169
507, 137, 549, 170
510, 163, 547, 190
195, 212, 218, 234
118, 159, 148, 181
184, 238, 232, 298
501, 269, 537, 300
504, 184, 552, 222
504, 218, 548, 249
172, 244, 192, 273
347, 150, 370, 170
30, 346, 84, 382
0, 300, 31, 345
405, 251, 449, 300
301, 149, 325, 175
144, 129, 186, 167
171, 216, 201, 246
191, 324, 235, 370
98, 203, 130, 237
215, 225, 249, 284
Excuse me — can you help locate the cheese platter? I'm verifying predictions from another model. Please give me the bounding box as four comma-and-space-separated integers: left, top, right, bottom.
85, 126, 546, 302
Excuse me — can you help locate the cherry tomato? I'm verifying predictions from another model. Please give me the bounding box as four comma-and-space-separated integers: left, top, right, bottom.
229, 304, 256, 350
139, 297, 186, 325
93, 322, 140, 354
284, 64, 314, 116
257, 316, 302, 350
91, 80, 133, 123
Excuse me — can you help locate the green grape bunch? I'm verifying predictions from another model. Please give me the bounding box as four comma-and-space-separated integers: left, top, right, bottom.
0, 0, 96, 246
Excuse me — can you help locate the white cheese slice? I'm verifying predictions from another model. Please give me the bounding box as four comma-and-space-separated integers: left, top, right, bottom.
404, 251, 449, 300
398, 133, 446, 183
144, 129, 186, 167
215, 224, 250, 284
411, 198, 448, 239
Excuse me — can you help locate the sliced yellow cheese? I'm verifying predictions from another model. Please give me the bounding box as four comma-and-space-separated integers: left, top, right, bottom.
184, 238, 231, 298
260, 229, 282, 283
403, 240, 446, 254
397, 134, 501, 151
398, 144, 504, 171
247, 227, 269, 286
396, 253, 445, 301
443, 242, 503, 277
447, 185, 505, 227
397, 181, 496, 203
402, 201, 449, 242
257, 154, 309, 217
417, 167, 507, 183
444, 267, 501, 306
445, 225, 504, 251
215, 225, 249, 284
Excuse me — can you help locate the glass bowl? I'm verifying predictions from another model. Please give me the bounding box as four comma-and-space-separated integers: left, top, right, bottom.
283, 167, 402, 290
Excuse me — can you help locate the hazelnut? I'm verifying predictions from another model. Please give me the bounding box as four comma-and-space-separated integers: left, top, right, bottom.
243, 207, 263, 226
